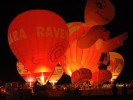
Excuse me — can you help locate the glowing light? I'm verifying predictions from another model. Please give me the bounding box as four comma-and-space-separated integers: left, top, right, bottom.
8, 9, 69, 85
35, 65, 50, 73
16, 61, 36, 88
40, 72, 45, 85
49, 80, 57, 86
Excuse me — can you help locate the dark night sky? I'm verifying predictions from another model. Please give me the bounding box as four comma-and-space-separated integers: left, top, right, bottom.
0, 0, 131, 84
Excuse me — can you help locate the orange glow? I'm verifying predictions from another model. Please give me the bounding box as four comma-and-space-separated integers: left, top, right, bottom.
111, 74, 117, 80
24, 76, 36, 87
35, 72, 51, 85
71, 68, 92, 85
40, 72, 45, 85
77, 25, 106, 49
49, 80, 57, 86
100, 32, 128, 52
107, 52, 124, 80
90, 70, 112, 85
35, 65, 51, 72
84, 0, 115, 26
60, 22, 103, 77
48, 64, 63, 84
77, 0, 128, 50
8, 9, 69, 84
16, 61, 36, 87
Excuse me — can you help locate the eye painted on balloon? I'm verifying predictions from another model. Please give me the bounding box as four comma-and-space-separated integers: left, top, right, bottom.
94, 0, 106, 9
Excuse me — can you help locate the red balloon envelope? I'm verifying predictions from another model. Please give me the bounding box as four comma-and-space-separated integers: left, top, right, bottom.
90, 70, 112, 86
8, 9, 69, 85
71, 68, 92, 86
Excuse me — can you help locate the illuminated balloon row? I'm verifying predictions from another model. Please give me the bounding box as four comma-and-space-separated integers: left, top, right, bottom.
16, 61, 63, 87
8, 0, 128, 87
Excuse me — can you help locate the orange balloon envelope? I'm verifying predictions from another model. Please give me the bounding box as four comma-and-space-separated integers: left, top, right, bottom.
78, 0, 115, 49
48, 63, 63, 85
90, 70, 112, 86
16, 61, 36, 87
84, 0, 115, 26
77, 25, 107, 49
8, 9, 69, 85
78, 0, 128, 50
107, 52, 124, 80
60, 22, 103, 76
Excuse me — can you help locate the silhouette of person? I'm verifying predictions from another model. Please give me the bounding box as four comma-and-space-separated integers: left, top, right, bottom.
72, 87, 81, 100
122, 84, 128, 95
112, 83, 118, 96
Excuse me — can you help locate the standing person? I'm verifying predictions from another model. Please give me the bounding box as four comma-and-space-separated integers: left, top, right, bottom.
122, 84, 128, 95
112, 83, 118, 96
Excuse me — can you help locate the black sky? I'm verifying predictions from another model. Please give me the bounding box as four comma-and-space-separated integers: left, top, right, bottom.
0, 0, 131, 84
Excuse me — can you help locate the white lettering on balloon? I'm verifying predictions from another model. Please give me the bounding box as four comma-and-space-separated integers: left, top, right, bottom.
8, 26, 68, 45
8, 29, 27, 45
36, 26, 68, 39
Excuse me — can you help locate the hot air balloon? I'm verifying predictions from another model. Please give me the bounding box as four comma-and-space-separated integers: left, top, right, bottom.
77, 0, 114, 48
77, 0, 128, 50
48, 63, 63, 89
60, 22, 105, 86
60, 22, 103, 77
16, 61, 36, 88
75, 0, 128, 87
8, 9, 69, 85
84, 0, 115, 26
107, 52, 124, 83
91, 52, 124, 85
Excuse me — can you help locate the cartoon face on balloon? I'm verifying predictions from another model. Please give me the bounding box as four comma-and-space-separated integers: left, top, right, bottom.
76, 0, 128, 86
77, 0, 116, 49
78, 0, 128, 50
85, 0, 115, 26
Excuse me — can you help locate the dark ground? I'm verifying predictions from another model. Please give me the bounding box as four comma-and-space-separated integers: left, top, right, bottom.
1, 94, 133, 100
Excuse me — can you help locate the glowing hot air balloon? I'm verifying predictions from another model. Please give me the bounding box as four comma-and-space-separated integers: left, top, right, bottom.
107, 52, 124, 83
48, 63, 63, 88
60, 22, 103, 78
77, 0, 128, 49
60, 22, 104, 86
16, 61, 36, 88
75, 0, 128, 86
84, 0, 115, 26
8, 9, 69, 85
